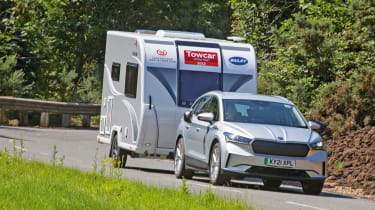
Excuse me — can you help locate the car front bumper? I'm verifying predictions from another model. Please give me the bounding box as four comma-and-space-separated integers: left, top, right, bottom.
222, 142, 326, 182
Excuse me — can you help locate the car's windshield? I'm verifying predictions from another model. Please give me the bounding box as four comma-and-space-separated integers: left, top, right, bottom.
223, 99, 307, 128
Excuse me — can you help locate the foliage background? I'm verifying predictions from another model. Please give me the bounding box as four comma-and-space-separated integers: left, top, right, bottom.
0, 0, 231, 103
1, 0, 374, 137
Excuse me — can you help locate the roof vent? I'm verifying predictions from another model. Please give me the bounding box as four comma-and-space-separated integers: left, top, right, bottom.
136, 29, 156, 35
227, 36, 246, 42
156, 30, 205, 40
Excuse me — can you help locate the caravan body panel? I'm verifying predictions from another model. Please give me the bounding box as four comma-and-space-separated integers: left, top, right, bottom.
98, 30, 257, 157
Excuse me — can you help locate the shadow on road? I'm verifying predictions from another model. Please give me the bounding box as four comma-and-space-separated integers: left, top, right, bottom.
0, 134, 34, 142
125, 166, 174, 175
0, 125, 98, 132
122, 165, 354, 199
0, 126, 39, 133
191, 175, 355, 199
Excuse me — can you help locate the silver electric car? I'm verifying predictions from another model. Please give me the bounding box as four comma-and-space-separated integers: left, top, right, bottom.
174, 91, 326, 194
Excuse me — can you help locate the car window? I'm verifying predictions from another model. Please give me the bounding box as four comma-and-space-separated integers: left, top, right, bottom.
191, 98, 202, 112
192, 96, 211, 115
195, 96, 219, 121
198, 97, 211, 113
207, 96, 219, 120
223, 99, 307, 128
196, 96, 212, 114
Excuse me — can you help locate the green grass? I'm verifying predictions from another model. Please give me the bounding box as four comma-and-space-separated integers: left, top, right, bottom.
0, 149, 252, 209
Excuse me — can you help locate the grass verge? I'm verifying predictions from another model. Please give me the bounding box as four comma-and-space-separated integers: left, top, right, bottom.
0, 150, 251, 209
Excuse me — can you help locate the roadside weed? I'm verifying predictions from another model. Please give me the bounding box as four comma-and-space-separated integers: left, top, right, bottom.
19, 138, 24, 159
109, 158, 114, 177
93, 147, 99, 173
335, 161, 343, 170
59, 155, 66, 167
120, 154, 126, 168
180, 177, 190, 194
4, 146, 8, 155
51, 144, 57, 167
100, 155, 106, 176
12, 138, 16, 157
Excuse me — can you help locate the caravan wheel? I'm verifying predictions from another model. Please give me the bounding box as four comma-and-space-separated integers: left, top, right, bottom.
110, 134, 127, 168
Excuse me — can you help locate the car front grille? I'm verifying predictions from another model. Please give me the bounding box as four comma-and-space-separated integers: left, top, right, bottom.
251, 140, 309, 157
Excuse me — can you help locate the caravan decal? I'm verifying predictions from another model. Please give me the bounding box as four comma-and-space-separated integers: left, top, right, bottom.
184, 50, 218, 66
228, 56, 248, 66
157, 49, 168, 56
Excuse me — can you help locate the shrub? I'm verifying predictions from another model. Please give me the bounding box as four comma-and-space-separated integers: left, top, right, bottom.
311, 67, 375, 138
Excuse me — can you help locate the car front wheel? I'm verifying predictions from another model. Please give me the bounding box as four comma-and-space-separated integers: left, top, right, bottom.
209, 142, 229, 185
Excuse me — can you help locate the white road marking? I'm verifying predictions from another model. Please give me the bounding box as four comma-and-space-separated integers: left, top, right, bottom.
15, 146, 27, 151
190, 182, 242, 193
286, 201, 329, 210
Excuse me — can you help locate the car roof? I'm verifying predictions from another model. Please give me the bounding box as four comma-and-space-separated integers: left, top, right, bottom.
205, 91, 294, 105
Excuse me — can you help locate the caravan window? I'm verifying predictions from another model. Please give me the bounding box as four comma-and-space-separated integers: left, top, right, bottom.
111, 62, 121, 81
179, 71, 220, 107
125, 63, 138, 98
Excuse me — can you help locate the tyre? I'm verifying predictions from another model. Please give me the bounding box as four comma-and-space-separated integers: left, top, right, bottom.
302, 180, 324, 195
110, 134, 127, 168
174, 137, 194, 179
209, 142, 229, 185
262, 179, 282, 189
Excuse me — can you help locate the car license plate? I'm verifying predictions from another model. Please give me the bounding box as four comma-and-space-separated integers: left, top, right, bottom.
264, 157, 296, 168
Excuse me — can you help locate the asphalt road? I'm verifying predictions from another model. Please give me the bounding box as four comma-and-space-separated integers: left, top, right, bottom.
1, 126, 374, 210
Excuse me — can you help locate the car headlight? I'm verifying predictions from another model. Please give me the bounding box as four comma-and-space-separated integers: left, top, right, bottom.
224, 132, 252, 144
310, 141, 324, 150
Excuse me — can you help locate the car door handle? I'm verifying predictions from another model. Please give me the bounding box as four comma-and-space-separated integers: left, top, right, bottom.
196, 128, 200, 132
185, 125, 190, 129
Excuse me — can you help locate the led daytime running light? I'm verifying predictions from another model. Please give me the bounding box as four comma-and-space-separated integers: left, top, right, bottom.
224, 132, 252, 144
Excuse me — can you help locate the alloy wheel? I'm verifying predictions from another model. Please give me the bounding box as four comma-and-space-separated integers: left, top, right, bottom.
174, 141, 183, 174
210, 145, 219, 182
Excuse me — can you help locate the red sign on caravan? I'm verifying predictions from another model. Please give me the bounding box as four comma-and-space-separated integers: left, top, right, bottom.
184, 50, 218, 66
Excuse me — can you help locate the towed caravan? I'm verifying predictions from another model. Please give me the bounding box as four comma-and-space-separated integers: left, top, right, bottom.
97, 30, 257, 165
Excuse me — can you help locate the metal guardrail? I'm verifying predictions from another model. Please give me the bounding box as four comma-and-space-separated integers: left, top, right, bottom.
0, 96, 100, 127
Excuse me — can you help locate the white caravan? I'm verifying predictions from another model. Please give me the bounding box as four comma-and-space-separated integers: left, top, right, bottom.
97, 30, 257, 165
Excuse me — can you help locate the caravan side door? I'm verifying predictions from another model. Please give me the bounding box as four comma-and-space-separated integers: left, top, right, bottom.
143, 40, 178, 150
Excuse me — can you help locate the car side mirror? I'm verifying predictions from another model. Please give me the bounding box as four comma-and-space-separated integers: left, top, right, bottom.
184, 111, 192, 123
309, 121, 322, 132
197, 112, 214, 123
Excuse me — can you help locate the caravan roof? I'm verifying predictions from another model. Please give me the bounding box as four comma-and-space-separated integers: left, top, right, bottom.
108, 30, 249, 46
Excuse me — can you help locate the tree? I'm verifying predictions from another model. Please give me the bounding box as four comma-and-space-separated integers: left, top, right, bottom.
230, 0, 299, 58
0, 55, 31, 97
0, 0, 232, 102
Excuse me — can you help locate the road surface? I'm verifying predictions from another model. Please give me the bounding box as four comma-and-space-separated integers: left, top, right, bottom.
1, 126, 374, 210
